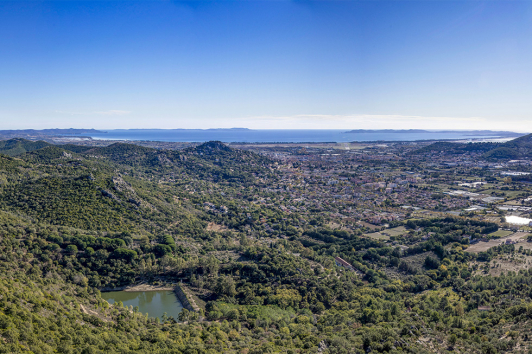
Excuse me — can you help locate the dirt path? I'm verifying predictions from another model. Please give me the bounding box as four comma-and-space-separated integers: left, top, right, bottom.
80, 303, 113, 323
80, 304, 101, 316
80, 303, 89, 314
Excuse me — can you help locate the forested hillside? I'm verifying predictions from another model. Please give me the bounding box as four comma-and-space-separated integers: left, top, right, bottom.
413, 132, 532, 160
0, 138, 51, 156
0, 140, 532, 353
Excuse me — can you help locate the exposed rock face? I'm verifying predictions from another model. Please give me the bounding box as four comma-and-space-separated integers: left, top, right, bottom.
100, 189, 119, 201
128, 198, 142, 207
156, 153, 173, 165
112, 175, 135, 193
317, 340, 328, 353
112, 175, 144, 207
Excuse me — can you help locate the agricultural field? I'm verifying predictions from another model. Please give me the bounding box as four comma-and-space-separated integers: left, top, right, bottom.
381, 226, 407, 237
475, 254, 532, 276
466, 232, 529, 253
488, 229, 514, 238
364, 231, 390, 240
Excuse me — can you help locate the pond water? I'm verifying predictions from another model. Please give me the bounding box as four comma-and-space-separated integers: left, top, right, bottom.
101, 291, 183, 320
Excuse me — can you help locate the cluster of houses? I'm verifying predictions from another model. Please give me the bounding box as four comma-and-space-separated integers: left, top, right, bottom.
232, 142, 532, 236
203, 202, 228, 214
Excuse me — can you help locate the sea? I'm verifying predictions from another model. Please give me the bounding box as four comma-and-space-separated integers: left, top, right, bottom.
80, 129, 521, 143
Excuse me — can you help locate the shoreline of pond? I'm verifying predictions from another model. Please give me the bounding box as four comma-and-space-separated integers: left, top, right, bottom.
100, 283, 199, 314
100, 283, 175, 292
101, 289, 184, 320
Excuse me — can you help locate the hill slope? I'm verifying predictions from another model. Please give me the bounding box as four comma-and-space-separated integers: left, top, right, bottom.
412, 133, 532, 160
0, 138, 51, 156
483, 133, 532, 159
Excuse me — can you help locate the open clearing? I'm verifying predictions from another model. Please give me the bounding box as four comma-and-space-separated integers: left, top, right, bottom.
466, 232, 529, 253
365, 226, 407, 241
488, 230, 514, 238
475, 254, 532, 276
358, 221, 381, 230
480, 189, 523, 199
364, 232, 390, 240
382, 226, 407, 237
206, 222, 228, 232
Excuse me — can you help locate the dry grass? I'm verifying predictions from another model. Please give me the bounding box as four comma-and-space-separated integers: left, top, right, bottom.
206, 222, 228, 232
465, 232, 528, 253
358, 221, 381, 230
364, 232, 390, 240
382, 226, 407, 237
474, 254, 532, 276
488, 230, 514, 238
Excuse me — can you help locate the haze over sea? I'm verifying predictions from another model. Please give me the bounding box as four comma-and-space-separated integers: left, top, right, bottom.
84, 129, 522, 143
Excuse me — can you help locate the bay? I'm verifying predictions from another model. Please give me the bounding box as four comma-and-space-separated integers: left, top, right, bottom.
80, 129, 521, 143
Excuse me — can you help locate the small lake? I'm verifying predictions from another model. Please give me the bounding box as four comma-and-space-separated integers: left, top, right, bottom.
101, 291, 183, 320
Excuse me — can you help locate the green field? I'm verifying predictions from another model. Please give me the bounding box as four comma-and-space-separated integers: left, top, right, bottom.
382, 226, 407, 237
364, 232, 390, 240
480, 189, 522, 199
488, 229, 514, 238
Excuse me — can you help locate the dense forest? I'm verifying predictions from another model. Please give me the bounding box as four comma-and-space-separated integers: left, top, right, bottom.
0, 139, 531, 353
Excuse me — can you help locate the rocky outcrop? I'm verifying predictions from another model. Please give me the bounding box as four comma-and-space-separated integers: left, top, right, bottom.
156, 154, 173, 165
112, 175, 135, 193
100, 189, 119, 201
112, 175, 145, 207
128, 198, 142, 207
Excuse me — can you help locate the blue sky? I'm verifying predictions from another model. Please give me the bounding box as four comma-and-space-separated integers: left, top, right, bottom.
0, 0, 531, 131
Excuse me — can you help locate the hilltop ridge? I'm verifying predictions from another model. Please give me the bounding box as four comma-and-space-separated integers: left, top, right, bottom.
0, 138, 51, 156
413, 132, 532, 159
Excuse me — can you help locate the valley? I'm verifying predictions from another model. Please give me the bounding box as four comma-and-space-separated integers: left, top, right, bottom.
1, 137, 532, 353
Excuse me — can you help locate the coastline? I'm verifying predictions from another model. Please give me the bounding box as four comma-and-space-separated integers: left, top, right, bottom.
48, 129, 525, 144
